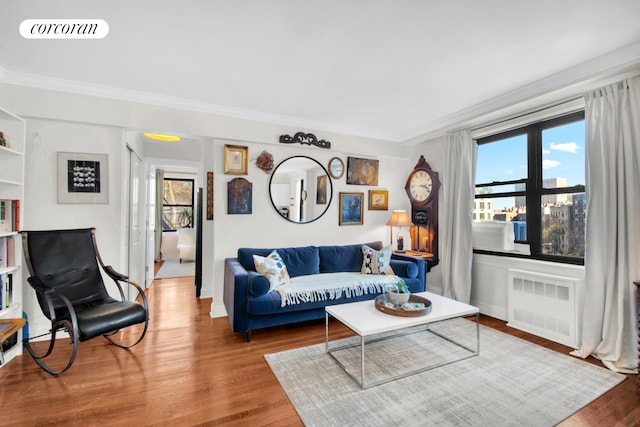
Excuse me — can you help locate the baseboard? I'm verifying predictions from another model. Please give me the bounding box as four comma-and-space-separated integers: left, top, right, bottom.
472, 299, 507, 321
210, 302, 227, 318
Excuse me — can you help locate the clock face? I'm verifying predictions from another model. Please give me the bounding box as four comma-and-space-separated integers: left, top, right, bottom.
408, 170, 433, 203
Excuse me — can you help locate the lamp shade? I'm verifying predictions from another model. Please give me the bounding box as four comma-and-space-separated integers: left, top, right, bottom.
385, 210, 413, 227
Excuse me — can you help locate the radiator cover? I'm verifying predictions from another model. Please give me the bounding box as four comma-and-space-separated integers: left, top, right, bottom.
507, 269, 581, 348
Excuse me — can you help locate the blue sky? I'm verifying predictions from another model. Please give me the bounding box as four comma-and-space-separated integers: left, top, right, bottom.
476, 120, 585, 187
476, 120, 585, 211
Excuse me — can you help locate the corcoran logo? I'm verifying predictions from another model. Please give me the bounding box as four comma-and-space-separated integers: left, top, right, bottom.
20, 19, 109, 39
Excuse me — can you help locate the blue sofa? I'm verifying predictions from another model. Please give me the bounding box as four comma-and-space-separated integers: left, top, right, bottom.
223, 241, 426, 341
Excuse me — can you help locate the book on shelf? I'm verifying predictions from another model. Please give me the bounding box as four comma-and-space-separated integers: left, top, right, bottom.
0, 273, 12, 310
0, 236, 15, 269
0, 200, 19, 233
12, 200, 19, 232
0, 237, 6, 268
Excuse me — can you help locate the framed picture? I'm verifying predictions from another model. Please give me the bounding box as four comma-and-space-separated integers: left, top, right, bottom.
206, 172, 214, 220
57, 152, 108, 204
346, 157, 379, 186
339, 192, 364, 225
368, 189, 388, 210
316, 175, 328, 204
227, 177, 252, 214
224, 144, 248, 175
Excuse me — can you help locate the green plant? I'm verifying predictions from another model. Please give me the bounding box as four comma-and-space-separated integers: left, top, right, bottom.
394, 277, 409, 294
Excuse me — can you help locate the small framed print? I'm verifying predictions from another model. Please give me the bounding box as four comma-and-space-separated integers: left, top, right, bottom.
316, 175, 328, 204
227, 177, 252, 214
206, 172, 214, 220
224, 144, 248, 175
368, 189, 388, 210
339, 192, 364, 225
57, 152, 108, 204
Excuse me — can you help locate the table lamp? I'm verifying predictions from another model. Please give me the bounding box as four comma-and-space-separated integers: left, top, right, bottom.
385, 210, 413, 251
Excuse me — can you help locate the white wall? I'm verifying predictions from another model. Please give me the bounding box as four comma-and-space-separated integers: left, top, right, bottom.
0, 83, 415, 324
22, 118, 127, 335
472, 254, 585, 321
210, 137, 412, 316
1, 81, 596, 340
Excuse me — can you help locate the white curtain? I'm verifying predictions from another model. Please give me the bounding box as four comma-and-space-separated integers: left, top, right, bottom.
440, 130, 477, 303
154, 168, 165, 261
570, 76, 640, 373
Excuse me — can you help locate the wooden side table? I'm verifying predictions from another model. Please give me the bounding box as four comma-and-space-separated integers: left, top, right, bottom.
399, 249, 435, 273
0, 318, 26, 365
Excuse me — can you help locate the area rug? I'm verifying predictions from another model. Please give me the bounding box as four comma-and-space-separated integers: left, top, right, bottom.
155, 260, 195, 278
265, 318, 625, 427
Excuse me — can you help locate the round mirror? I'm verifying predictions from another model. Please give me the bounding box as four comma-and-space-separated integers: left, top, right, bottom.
269, 156, 333, 224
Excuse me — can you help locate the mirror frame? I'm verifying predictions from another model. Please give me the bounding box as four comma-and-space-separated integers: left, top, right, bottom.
268, 155, 333, 224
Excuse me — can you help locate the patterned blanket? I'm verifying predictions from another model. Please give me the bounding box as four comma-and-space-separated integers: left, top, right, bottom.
276, 272, 398, 307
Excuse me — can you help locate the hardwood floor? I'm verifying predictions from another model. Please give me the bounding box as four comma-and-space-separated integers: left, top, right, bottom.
1, 273, 638, 426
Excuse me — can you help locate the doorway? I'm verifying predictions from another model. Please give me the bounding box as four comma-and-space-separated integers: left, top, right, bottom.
147, 165, 201, 287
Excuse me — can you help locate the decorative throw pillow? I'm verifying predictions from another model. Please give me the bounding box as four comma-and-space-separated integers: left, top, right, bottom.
253, 250, 291, 290
361, 245, 395, 275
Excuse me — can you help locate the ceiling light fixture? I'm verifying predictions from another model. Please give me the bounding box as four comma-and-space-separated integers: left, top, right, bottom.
143, 133, 181, 142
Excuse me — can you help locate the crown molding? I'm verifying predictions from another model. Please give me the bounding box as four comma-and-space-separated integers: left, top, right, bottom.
2, 40, 639, 145
0, 70, 397, 142
398, 41, 640, 144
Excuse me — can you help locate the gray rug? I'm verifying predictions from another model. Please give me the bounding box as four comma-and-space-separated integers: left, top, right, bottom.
155, 260, 194, 278
265, 318, 625, 427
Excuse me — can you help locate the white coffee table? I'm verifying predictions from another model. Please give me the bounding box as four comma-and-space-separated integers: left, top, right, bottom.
325, 291, 479, 389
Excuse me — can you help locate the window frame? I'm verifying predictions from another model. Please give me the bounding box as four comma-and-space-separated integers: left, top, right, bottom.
474, 111, 586, 265
162, 177, 195, 231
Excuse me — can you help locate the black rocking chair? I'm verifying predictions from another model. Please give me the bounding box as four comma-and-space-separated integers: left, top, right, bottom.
21, 228, 149, 374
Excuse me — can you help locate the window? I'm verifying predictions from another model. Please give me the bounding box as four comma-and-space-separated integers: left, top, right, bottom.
162, 178, 194, 231
474, 111, 585, 264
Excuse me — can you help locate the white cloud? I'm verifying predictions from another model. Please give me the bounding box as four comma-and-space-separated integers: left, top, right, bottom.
543, 159, 560, 169
542, 149, 551, 155
550, 142, 579, 153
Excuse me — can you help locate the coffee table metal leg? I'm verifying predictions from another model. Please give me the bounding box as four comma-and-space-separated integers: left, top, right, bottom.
361, 335, 365, 389
325, 312, 329, 353
476, 312, 480, 354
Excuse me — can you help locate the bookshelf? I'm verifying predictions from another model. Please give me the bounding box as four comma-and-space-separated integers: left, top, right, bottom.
0, 105, 25, 368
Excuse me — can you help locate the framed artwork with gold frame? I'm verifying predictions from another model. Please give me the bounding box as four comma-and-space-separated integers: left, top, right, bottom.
339, 192, 364, 225
368, 189, 388, 210
224, 144, 248, 174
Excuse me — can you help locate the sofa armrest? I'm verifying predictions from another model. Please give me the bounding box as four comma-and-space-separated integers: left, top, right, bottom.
223, 258, 250, 333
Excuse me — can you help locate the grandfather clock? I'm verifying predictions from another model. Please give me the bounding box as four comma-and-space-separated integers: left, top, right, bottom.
404, 155, 440, 266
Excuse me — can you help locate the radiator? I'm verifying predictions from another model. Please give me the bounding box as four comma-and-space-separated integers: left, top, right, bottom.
507, 269, 582, 348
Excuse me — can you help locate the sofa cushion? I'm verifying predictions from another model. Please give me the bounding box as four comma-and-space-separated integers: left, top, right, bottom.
238, 245, 319, 277
318, 241, 383, 273
361, 244, 395, 275
253, 250, 291, 290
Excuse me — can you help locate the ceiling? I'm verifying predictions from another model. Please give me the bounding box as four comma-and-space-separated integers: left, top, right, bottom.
1, 1, 640, 142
